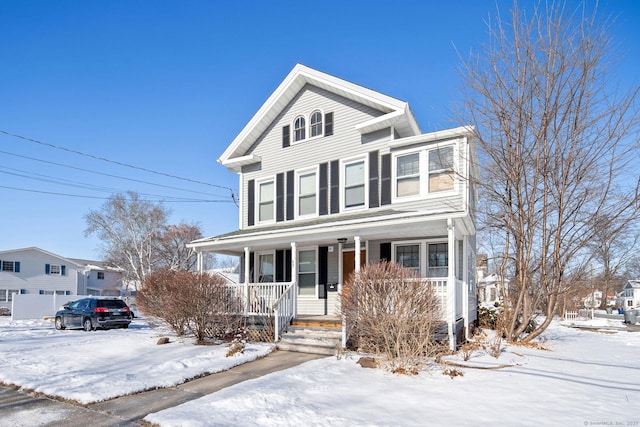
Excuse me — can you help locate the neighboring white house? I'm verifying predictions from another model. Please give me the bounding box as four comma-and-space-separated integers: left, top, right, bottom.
0, 247, 123, 312
621, 280, 640, 308
477, 272, 508, 306
187, 64, 478, 349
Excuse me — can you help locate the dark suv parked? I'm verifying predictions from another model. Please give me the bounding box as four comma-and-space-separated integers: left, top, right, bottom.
55, 297, 132, 331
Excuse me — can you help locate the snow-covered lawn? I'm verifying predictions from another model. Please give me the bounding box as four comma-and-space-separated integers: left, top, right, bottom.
0, 316, 273, 404
1, 316, 639, 426
145, 318, 640, 427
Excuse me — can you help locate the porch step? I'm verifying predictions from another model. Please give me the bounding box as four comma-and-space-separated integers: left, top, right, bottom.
290, 317, 341, 330
277, 326, 342, 356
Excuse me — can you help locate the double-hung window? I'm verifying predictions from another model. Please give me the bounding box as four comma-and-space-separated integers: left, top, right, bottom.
257, 252, 274, 283
49, 265, 61, 275
395, 244, 420, 275
396, 153, 420, 198
310, 111, 323, 137
298, 249, 316, 296
258, 180, 275, 223
344, 159, 366, 208
428, 146, 454, 193
428, 243, 448, 277
294, 116, 306, 142
298, 170, 317, 217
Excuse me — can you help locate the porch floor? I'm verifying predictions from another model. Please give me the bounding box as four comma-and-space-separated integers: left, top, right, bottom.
291, 315, 341, 329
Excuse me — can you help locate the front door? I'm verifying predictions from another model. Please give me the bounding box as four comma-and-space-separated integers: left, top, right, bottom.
342, 250, 366, 285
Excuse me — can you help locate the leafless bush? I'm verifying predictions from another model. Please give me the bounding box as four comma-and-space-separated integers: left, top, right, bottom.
340, 261, 444, 373
138, 269, 244, 342
485, 336, 503, 359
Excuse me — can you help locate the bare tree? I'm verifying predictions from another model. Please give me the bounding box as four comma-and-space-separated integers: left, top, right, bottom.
84, 192, 169, 290
156, 223, 207, 271
588, 215, 639, 308
460, 1, 639, 341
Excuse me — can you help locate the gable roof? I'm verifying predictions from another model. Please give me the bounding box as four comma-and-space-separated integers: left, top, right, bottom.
218, 64, 421, 170
625, 280, 640, 289
0, 247, 81, 266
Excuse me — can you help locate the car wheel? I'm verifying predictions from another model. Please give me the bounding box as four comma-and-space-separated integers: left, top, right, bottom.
83, 318, 94, 332
122, 323, 129, 329
55, 317, 65, 330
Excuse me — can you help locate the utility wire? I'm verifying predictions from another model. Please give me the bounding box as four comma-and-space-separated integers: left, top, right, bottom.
0, 149, 229, 198
0, 166, 227, 202
0, 129, 239, 206
0, 185, 234, 203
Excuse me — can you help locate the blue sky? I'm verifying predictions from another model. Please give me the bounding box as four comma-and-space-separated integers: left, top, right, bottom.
1, 1, 638, 260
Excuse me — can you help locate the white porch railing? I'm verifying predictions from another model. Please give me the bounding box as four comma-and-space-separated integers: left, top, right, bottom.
226, 282, 295, 342
428, 278, 465, 320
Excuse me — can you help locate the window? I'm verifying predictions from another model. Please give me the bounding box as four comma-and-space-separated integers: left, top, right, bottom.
45, 264, 65, 275
344, 160, 366, 208
396, 244, 420, 275
429, 146, 454, 192
298, 249, 316, 295
50, 265, 61, 275
258, 253, 274, 283
310, 111, 323, 137
258, 180, 275, 222
396, 153, 420, 198
97, 271, 105, 280
294, 116, 306, 142
428, 243, 448, 277
2, 261, 14, 272
298, 171, 317, 217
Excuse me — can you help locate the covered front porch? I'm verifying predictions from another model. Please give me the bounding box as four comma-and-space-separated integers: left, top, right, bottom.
189, 211, 476, 350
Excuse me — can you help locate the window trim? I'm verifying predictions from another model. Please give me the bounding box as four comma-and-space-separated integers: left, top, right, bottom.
1, 261, 18, 273
256, 251, 276, 283
49, 264, 62, 275
256, 177, 276, 224
310, 110, 323, 138
295, 166, 319, 219
341, 156, 368, 211
391, 239, 449, 278
293, 115, 306, 142
97, 271, 105, 280
290, 109, 326, 145
297, 246, 318, 297
391, 143, 458, 203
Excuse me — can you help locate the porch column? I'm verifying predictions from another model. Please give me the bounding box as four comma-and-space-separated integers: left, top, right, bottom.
196, 250, 204, 273
447, 218, 457, 351
244, 247, 250, 315
354, 235, 361, 272
291, 242, 297, 318
462, 236, 470, 340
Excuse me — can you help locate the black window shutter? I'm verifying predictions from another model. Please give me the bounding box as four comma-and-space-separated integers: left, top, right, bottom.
330, 160, 340, 214
319, 246, 328, 284
381, 153, 392, 205
380, 243, 392, 262
61, 265, 66, 276
45, 264, 50, 275
14, 262, 20, 273
276, 173, 285, 222
324, 112, 333, 136
286, 170, 294, 220
319, 163, 328, 216
285, 249, 292, 282
369, 151, 379, 208
247, 179, 255, 226
275, 250, 284, 282
249, 252, 255, 282
282, 125, 290, 148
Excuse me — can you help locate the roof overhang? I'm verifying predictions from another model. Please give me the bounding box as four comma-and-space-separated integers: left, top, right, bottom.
188, 209, 471, 256
218, 64, 422, 172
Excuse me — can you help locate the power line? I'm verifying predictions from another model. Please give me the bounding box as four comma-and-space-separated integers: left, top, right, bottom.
0, 185, 234, 203
0, 129, 238, 205
0, 149, 229, 198
0, 166, 230, 202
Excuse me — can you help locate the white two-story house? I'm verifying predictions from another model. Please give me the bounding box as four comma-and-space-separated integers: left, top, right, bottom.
188, 64, 478, 348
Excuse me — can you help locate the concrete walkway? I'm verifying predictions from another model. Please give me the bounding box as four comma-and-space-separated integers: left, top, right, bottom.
0, 350, 323, 426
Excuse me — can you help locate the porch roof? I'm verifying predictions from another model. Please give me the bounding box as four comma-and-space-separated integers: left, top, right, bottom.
188, 208, 472, 255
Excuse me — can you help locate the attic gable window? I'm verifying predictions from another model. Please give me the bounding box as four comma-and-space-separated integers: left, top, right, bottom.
294, 116, 306, 142
310, 111, 323, 137
283, 111, 334, 146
